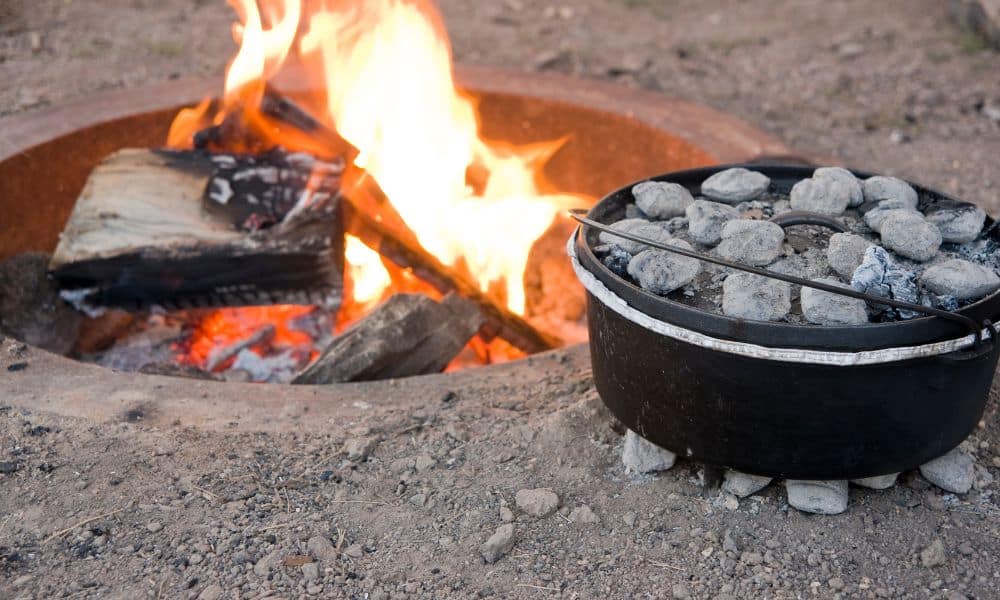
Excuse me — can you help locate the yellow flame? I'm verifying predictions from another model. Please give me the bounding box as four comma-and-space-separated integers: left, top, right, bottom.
344, 234, 391, 306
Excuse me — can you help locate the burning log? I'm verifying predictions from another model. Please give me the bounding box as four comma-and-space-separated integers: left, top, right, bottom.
293, 292, 485, 384
49, 148, 345, 312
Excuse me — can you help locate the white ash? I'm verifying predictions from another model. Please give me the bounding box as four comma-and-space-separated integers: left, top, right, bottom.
851, 474, 899, 490
920, 448, 975, 494
599, 245, 632, 278
827, 232, 874, 280
598, 218, 673, 255
850, 246, 921, 319
627, 243, 701, 295
622, 429, 676, 474
814, 167, 864, 207
632, 181, 694, 218
925, 204, 987, 243
880, 211, 942, 262
920, 259, 1000, 301
717, 219, 785, 266
772, 199, 792, 214
225, 348, 300, 383
734, 199, 775, 218
722, 470, 772, 498
801, 278, 869, 325
685, 199, 740, 245
663, 216, 690, 233
790, 176, 852, 216
863, 206, 919, 233
862, 176, 919, 209
625, 203, 649, 220
700, 167, 770, 204
785, 480, 849, 515
722, 272, 791, 322
769, 247, 832, 283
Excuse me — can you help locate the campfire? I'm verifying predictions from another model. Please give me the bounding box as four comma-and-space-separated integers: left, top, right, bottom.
42, 0, 591, 383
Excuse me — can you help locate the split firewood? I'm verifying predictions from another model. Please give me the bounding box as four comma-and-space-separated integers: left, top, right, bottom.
49, 148, 345, 311
292, 292, 485, 384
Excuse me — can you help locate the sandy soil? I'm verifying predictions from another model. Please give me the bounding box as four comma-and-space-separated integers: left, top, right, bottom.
1, 1, 999, 598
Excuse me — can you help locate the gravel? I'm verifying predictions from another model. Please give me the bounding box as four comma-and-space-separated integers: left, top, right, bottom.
716, 219, 785, 266
921, 259, 1000, 300
632, 181, 694, 218
925, 204, 988, 243
879, 211, 943, 262
685, 200, 740, 246
598, 219, 674, 255
827, 233, 875, 280
514, 488, 560, 517
627, 245, 702, 294
920, 448, 975, 494
722, 273, 791, 321
700, 167, 770, 203
785, 480, 850, 515
789, 176, 852, 215
850, 474, 899, 489
480, 524, 516, 564
801, 278, 869, 325
814, 167, 864, 207
722, 470, 772, 498
621, 429, 676, 473
862, 176, 919, 209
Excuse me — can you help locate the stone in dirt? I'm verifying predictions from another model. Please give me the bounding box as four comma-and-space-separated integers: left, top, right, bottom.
632, 180, 694, 219
827, 233, 875, 281
814, 167, 864, 207
515, 488, 560, 517
197, 584, 224, 600
307, 535, 338, 563
717, 219, 785, 266
722, 470, 772, 498
598, 219, 674, 255
685, 200, 740, 246
790, 176, 852, 216
801, 278, 869, 325
920, 539, 948, 568
722, 272, 791, 322
622, 429, 676, 473
920, 447, 975, 494
864, 206, 919, 233
568, 505, 600, 524
920, 259, 1000, 301
925, 204, 987, 243
785, 480, 849, 515
851, 246, 921, 318
480, 524, 516, 564
880, 211, 942, 262
700, 167, 770, 204
627, 244, 701, 294
344, 436, 378, 461
862, 176, 919, 209
851, 474, 899, 489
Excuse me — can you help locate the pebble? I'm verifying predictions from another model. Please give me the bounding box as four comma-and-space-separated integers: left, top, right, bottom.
499, 506, 515, 522
925, 204, 987, 243
851, 246, 921, 318
790, 176, 852, 216
863, 206, 919, 233
622, 429, 676, 473
814, 167, 864, 207
672, 583, 692, 599
198, 584, 224, 600
862, 176, 919, 209
147, 521, 163, 533
919, 448, 975, 494
253, 548, 284, 577
785, 480, 849, 515
801, 278, 869, 325
722, 273, 791, 322
717, 219, 785, 266
568, 505, 600, 524
701, 168, 770, 204
722, 470, 772, 498
827, 233, 875, 281
344, 544, 364, 559
686, 200, 740, 246
880, 212, 942, 262
307, 536, 338, 563
515, 488, 560, 517
627, 244, 701, 294
632, 181, 694, 218
851, 473, 899, 489
920, 259, 1000, 301
480, 524, 516, 564
343, 436, 378, 461
301, 562, 320, 582
598, 219, 674, 255
920, 539, 948, 568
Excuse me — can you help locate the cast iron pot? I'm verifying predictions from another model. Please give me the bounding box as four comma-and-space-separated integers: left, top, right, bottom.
571, 164, 1000, 480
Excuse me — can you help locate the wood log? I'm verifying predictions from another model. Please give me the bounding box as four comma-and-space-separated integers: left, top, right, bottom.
49, 148, 345, 312
292, 292, 485, 384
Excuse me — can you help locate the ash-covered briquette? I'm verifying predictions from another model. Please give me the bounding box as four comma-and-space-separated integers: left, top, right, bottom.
592, 166, 998, 325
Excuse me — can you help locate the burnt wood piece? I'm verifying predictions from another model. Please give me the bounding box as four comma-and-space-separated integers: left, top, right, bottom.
205, 324, 277, 372
0, 252, 82, 354
49, 148, 345, 311
292, 292, 485, 384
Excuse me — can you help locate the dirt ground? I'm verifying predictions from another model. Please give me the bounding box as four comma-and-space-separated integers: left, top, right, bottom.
2, 0, 1000, 599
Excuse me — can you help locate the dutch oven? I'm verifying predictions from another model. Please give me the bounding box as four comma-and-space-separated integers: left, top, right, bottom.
569, 164, 1000, 480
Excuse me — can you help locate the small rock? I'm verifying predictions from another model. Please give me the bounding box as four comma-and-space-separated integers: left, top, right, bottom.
198, 584, 224, 600
722, 470, 772, 498
627, 244, 701, 294
414, 455, 436, 472
925, 204, 987, 243
814, 167, 864, 206
633, 181, 694, 219
862, 176, 919, 209
307, 536, 338, 563
147, 521, 163, 533
701, 168, 770, 204
801, 278, 869, 325
785, 480, 849, 515
851, 246, 921, 318
515, 488, 560, 517
921, 259, 1000, 301
717, 219, 785, 266
344, 436, 378, 461
301, 562, 320, 582
623, 512, 637, 527
499, 506, 515, 522
480, 524, 516, 564
790, 177, 852, 216
722, 273, 791, 322
829, 577, 846, 591
864, 207, 919, 233
920, 539, 948, 568
409, 493, 427, 507
672, 583, 691, 599
622, 429, 676, 473
568, 505, 600, 524
253, 548, 284, 577
880, 212, 942, 262
851, 473, 899, 489
686, 200, 740, 246
598, 219, 673, 255
826, 233, 874, 281
344, 543, 364, 559
920, 448, 975, 494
